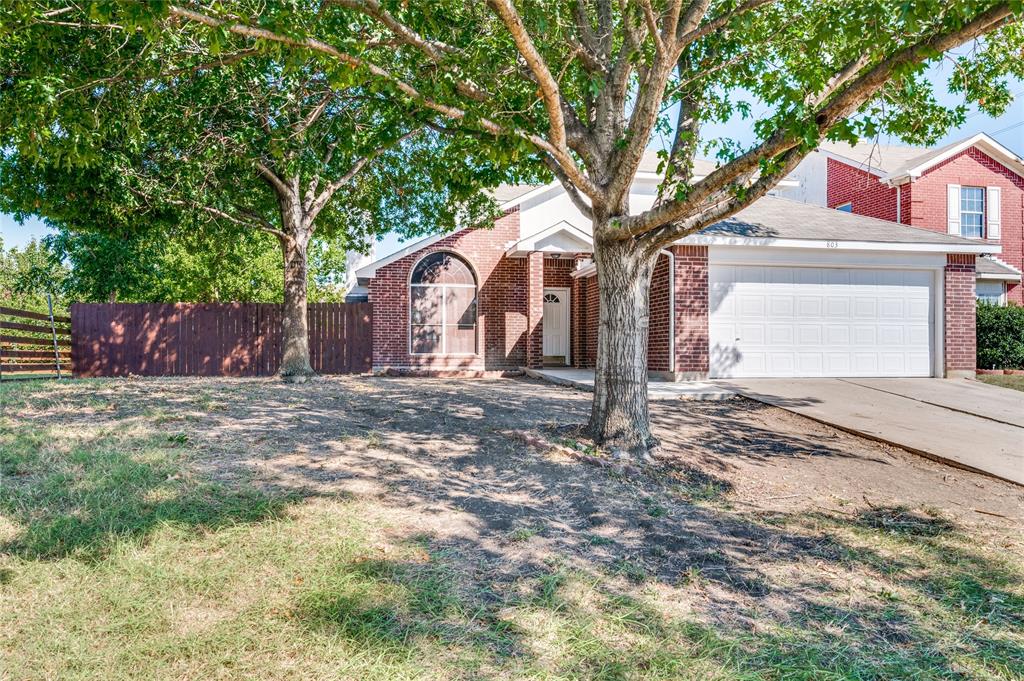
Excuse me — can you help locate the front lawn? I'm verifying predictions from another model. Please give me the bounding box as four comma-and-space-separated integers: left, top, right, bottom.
977, 373, 1024, 393
1, 377, 1022, 680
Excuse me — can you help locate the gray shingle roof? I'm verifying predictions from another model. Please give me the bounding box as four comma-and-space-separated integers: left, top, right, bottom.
489, 184, 542, 203
976, 256, 1022, 279
818, 140, 926, 175
698, 196, 996, 247
490, 152, 724, 204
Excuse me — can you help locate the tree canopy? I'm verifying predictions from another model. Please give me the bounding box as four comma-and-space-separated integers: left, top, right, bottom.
3, 1, 1020, 444
1, 1, 534, 375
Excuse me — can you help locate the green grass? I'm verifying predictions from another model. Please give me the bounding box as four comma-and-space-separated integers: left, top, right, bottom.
2, 379, 1022, 680
977, 373, 1024, 393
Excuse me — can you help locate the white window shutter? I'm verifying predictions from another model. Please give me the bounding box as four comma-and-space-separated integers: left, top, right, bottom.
947, 184, 961, 236
987, 186, 1001, 240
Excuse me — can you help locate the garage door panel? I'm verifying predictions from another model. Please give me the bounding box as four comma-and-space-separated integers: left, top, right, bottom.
853, 325, 877, 345
738, 296, 766, 316
797, 354, 823, 374
797, 325, 822, 345
709, 264, 934, 378
908, 325, 930, 345
825, 326, 851, 345
769, 296, 795, 316
908, 298, 930, 319
825, 297, 851, 317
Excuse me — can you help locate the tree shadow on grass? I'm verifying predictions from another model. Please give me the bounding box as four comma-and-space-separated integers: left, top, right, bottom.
294, 543, 528, 670
5, 377, 1022, 678
0, 424, 296, 562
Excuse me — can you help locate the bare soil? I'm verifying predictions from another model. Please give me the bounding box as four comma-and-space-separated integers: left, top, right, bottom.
21, 375, 1023, 620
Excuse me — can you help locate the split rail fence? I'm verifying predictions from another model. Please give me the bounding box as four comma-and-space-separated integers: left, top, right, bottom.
0, 302, 71, 380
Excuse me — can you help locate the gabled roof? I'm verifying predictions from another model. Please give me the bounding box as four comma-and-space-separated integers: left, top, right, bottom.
820, 133, 1024, 184
879, 133, 1024, 183
505, 220, 592, 257
817, 140, 927, 176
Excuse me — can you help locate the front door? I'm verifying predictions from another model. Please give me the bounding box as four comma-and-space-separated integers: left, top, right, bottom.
542, 287, 570, 364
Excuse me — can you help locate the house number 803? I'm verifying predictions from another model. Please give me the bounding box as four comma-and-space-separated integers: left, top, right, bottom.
826, 241, 839, 248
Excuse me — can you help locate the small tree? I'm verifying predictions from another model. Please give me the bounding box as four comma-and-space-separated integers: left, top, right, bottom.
1, 4, 509, 378
135, 0, 1021, 451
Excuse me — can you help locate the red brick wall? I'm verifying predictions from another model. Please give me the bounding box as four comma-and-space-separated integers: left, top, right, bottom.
671, 245, 709, 376
827, 158, 898, 221
543, 258, 576, 288
577, 275, 599, 368
368, 209, 528, 373
903, 148, 1024, 304
572, 252, 672, 373
647, 254, 671, 372
525, 252, 544, 368
944, 254, 976, 375
899, 183, 913, 225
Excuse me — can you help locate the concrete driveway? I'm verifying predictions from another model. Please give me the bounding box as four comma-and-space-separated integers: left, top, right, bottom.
717, 378, 1024, 485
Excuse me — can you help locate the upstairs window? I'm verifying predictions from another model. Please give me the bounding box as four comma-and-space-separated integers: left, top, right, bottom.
409, 252, 477, 355
836, 202, 853, 213
960, 186, 985, 239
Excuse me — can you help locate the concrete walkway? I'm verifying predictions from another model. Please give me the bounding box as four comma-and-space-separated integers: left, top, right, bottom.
718, 378, 1024, 485
523, 367, 736, 401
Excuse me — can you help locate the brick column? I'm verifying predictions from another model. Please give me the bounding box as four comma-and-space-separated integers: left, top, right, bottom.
671, 245, 709, 379
525, 251, 544, 368
944, 254, 976, 378
570, 263, 583, 367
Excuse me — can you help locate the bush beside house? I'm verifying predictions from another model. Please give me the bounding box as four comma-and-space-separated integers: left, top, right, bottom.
976, 303, 1024, 370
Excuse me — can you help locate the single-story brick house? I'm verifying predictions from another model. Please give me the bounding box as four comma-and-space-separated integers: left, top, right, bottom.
353, 153, 999, 379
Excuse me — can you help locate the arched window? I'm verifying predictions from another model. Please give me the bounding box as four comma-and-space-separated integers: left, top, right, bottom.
410, 252, 477, 355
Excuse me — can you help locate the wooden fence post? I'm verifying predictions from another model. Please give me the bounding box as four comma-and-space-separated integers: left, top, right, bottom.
48, 294, 63, 379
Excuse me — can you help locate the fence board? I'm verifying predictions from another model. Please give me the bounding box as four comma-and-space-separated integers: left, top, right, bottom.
69, 302, 372, 378
0, 306, 71, 324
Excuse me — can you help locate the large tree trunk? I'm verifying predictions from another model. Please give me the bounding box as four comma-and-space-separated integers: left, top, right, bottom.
279, 232, 315, 380
587, 232, 659, 458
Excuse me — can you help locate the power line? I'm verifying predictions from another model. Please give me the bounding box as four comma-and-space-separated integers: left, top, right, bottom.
990, 120, 1023, 136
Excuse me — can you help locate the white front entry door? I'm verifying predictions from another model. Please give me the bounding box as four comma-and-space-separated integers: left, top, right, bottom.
709, 265, 934, 378
542, 287, 570, 362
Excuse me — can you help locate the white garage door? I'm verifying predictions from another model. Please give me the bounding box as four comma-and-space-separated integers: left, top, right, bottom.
709, 265, 933, 378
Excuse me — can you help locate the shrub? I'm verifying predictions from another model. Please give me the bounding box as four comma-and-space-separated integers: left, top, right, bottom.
976, 302, 1024, 370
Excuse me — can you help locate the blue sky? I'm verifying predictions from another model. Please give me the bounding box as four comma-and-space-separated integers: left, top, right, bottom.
3, 61, 1022, 258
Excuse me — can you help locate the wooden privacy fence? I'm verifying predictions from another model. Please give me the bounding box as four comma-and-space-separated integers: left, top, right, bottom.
70, 302, 372, 377
0, 303, 71, 380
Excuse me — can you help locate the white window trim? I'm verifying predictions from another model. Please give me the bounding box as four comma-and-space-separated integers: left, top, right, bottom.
976, 280, 1007, 306
959, 185, 986, 240
408, 252, 480, 357
835, 202, 852, 212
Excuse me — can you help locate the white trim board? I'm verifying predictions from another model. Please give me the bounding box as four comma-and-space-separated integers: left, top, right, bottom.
881, 133, 1024, 184
680, 235, 998, 255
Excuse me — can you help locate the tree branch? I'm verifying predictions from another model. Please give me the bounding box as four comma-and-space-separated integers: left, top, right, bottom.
623, 2, 1016, 239
167, 4, 603, 200
306, 127, 425, 222
486, 0, 568, 151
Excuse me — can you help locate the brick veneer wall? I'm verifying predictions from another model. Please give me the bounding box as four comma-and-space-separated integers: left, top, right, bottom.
944, 254, 977, 376
578, 275, 599, 368
900, 148, 1024, 304
573, 250, 699, 377
826, 158, 898, 221
671, 245, 709, 377
368, 209, 528, 374
647, 255, 671, 372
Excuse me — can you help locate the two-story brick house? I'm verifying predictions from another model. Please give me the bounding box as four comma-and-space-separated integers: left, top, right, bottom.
782, 133, 1024, 304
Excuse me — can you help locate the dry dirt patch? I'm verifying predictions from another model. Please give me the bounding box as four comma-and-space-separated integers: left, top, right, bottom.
3, 375, 1022, 679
